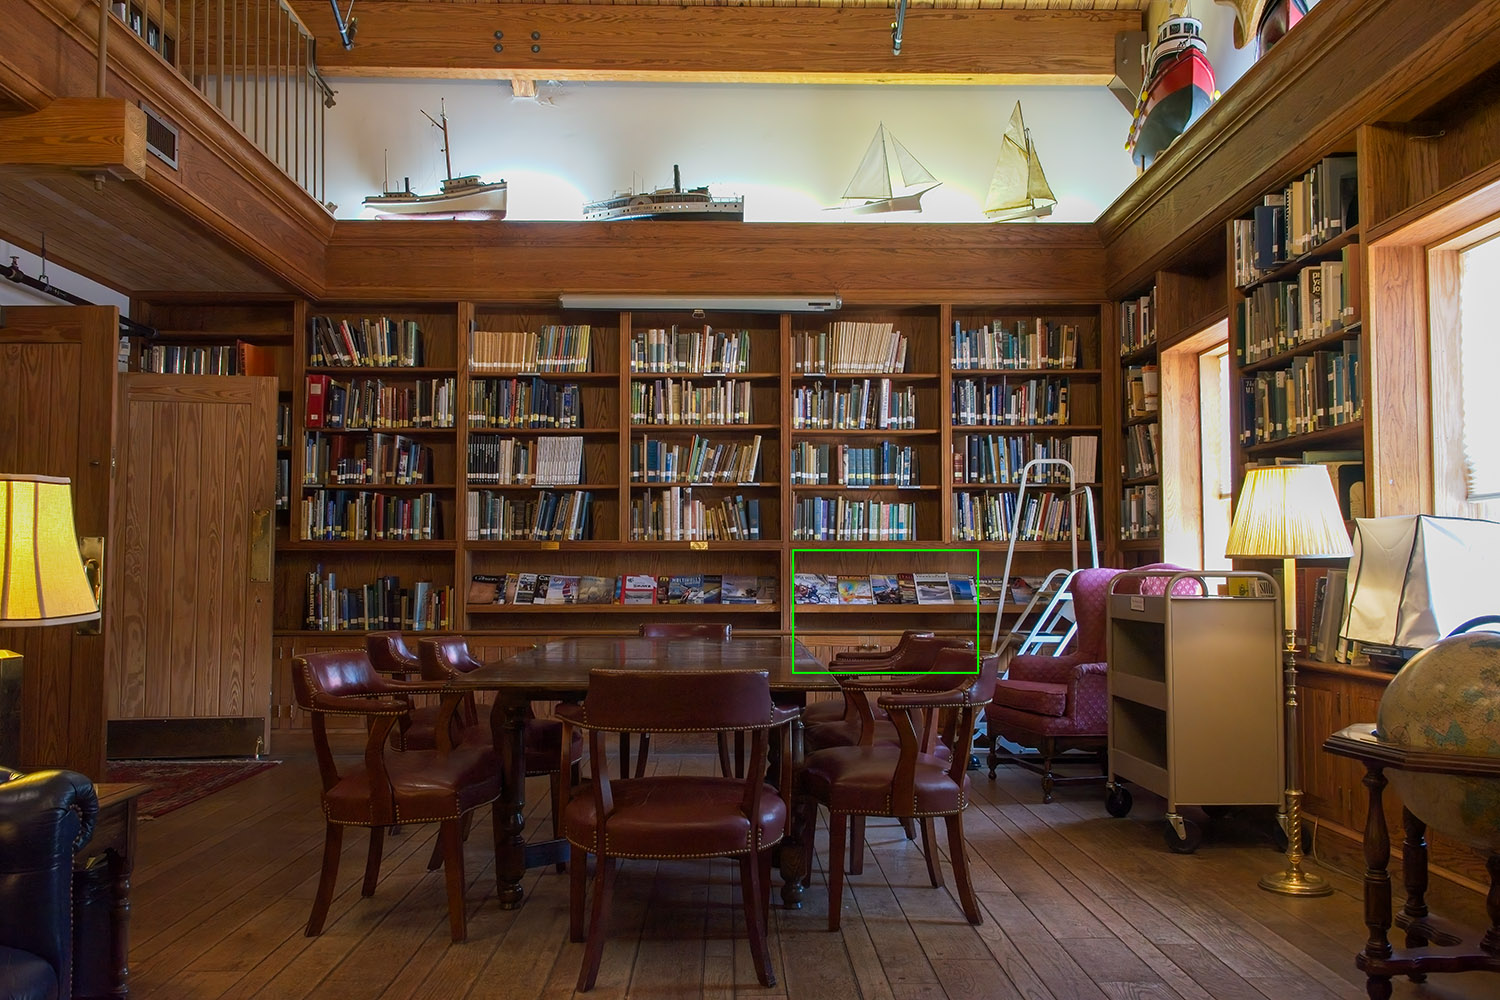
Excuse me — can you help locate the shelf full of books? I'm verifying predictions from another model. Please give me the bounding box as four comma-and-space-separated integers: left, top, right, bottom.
1115, 284, 1161, 546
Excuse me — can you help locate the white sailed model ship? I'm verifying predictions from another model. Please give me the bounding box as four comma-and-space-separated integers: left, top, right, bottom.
363, 106, 507, 221
836, 123, 940, 215
983, 102, 1057, 222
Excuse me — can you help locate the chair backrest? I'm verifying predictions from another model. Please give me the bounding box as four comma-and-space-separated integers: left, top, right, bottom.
831, 629, 936, 662
0, 768, 97, 998
1068, 567, 1130, 661
1124, 562, 1207, 597
366, 630, 419, 676
638, 622, 733, 640
418, 636, 482, 681
576, 669, 772, 732
879, 651, 1001, 793
882, 634, 975, 671
293, 649, 406, 798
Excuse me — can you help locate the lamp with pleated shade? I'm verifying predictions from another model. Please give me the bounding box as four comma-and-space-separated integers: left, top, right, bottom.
1, 474, 101, 764
1225, 463, 1351, 898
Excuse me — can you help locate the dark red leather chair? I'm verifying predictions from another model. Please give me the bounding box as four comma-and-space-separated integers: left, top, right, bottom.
795, 649, 999, 931
804, 634, 975, 753
631, 622, 734, 778
558, 669, 796, 991
366, 630, 420, 679
802, 630, 935, 727
291, 648, 500, 942
415, 636, 582, 839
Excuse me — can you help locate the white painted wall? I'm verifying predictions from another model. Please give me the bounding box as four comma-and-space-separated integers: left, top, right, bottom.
0, 242, 131, 314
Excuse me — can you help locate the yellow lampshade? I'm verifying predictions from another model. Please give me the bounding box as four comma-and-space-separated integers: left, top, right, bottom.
1226, 464, 1353, 560
0, 474, 101, 626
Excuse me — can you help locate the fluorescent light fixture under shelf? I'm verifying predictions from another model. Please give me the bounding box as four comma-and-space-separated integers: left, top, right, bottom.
558, 293, 842, 313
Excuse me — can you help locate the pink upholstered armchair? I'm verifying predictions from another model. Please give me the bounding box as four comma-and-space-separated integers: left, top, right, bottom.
986, 563, 1200, 802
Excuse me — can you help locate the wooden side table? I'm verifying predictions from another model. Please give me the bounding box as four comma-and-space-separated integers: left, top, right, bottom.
77, 782, 149, 999
1323, 724, 1500, 1000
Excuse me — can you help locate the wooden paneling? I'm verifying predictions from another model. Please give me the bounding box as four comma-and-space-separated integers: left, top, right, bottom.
323, 221, 1107, 303
1098, 0, 1500, 300
293, 3, 1137, 85
0, 306, 118, 779
1363, 243, 1430, 517
110, 376, 276, 746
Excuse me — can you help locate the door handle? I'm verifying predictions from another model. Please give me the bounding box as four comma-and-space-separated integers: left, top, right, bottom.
250, 508, 272, 582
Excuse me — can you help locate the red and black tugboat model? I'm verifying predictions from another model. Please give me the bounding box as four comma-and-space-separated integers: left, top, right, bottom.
1126, 15, 1217, 171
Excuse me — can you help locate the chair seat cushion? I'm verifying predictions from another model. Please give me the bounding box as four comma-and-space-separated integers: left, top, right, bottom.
564, 776, 786, 859
324, 745, 501, 825
800, 699, 846, 726
798, 746, 967, 817
985, 702, 1105, 739
804, 718, 952, 762
0, 945, 59, 1000
991, 678, 1068, 718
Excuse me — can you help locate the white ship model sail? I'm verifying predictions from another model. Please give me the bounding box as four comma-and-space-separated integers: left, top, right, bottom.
984, 102, 1056, 222
837, 123, 940, 215
364, 104, 508, 221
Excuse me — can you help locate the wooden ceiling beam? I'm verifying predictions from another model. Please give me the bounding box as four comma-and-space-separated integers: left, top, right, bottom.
292, 4, 1137, 85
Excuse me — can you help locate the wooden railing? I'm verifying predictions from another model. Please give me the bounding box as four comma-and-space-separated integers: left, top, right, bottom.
103, 0, 333, 204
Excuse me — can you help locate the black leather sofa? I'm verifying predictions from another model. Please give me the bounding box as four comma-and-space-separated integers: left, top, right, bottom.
0, 768, 98, 1000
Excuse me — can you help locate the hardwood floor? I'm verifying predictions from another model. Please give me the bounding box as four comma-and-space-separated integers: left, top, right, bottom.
126, 736, 1494, 999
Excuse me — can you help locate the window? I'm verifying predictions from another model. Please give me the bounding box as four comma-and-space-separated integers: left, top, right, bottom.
1457, 234, 1500, 499
1199, 343, 1232, 569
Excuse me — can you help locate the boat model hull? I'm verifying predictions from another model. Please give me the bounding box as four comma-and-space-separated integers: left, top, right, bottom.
846, 186, 937, 216
1129, 49, 1216, 170
583, 196, 744, 222
364, 178, 508, 220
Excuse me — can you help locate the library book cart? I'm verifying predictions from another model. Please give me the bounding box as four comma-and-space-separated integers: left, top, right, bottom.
1102, 568, 1284, 852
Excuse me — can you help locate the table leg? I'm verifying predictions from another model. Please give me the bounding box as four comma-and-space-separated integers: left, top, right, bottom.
1359, 762, 1393, 1000
107, 845, 132, 998
494, 700, 529, 909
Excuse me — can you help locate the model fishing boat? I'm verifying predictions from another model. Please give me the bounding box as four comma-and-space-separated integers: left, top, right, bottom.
364, 105, 507, 220
583, 165, 744, 221
1126, 12, 1217, 171
984, 102, 1056, 222
836, 123, 940, 215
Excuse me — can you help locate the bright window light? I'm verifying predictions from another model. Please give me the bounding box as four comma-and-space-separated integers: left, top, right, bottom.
1458, 234, 1500, 499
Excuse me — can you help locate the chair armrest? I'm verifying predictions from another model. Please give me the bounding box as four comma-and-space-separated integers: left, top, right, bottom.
371, 678, 452, 697
770, 704, 800, 727
555, 702, 586, 725
309, 693, 412, 716
877, 689, 992, 712
1004, 655, 1097, 687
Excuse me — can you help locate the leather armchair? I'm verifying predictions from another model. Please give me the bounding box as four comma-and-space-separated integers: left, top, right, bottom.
0, 767, 99, 1000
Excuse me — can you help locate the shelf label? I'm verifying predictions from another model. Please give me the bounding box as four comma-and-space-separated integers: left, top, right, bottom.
1130, 596, 1145, 612
690, 540, 709, 551
540, 541, 561, 550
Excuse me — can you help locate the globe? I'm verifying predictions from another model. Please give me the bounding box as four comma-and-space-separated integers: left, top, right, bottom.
1376, 631, 1500, 853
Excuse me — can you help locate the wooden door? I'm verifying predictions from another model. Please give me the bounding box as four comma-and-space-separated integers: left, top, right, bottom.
108, 375, 276, 757
0, 305, 118, 778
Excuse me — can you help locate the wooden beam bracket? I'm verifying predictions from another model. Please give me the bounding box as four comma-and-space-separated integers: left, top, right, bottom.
0, 97, 147, 180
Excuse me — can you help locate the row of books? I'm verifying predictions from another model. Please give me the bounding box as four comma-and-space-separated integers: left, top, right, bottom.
308, 316, 426, 368
1119, 484, 1161, 540
1231, 154, 1357, 287
277, 402, 293, 447
791, 497, 917, 541
792, 323, 908, 375
468, 378, 585, 429
469, 325, 592, 373
794, 572, 982, 606
1123, 421, 1160, 480
466, 489, 593, 541
1125, 364, 1159, 419
630, 435, 763, 484
951, 490, 1089, 544
304, 432, 434, 486
138, 342, 282, 377
466, 435, 584, 486
950, 319, 1080, 371
1119, 288, 1156, 356
299, 490, 444, 542
627, 489, 764, 541
304, 569, 452, 631
629, 378, 754, 426
789, 379, 918, 430
789, 442, 917, 487
275, 457, 290, 511
1238, 341, 1362, 446
305, 375, 457, 430
950, 376, 1073, 427
629, 326, 752, 374
1235, 250, 1359, 365
952, 434, 1098, 486
468, 572, 779, 606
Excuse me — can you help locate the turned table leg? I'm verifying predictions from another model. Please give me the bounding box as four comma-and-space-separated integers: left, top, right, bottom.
1360, 762, 1394, 1000
494, 700, 530, 909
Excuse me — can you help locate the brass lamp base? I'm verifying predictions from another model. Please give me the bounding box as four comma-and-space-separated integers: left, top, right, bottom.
1259, 867, 1332, 896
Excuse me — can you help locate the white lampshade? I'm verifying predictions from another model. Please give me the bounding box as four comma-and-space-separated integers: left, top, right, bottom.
0, 474, 101, 626
1226, 464, 1353, 560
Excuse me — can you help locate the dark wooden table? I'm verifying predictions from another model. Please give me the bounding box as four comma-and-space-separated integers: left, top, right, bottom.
450, 635, 837, 909
1322, 724, 1500, 999
78, 781, 149, 999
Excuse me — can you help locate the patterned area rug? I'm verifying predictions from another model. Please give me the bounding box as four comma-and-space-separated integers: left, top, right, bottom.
104, 758, 280, 819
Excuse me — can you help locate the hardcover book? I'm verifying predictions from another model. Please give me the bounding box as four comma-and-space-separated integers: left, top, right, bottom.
913, 573, 953, 604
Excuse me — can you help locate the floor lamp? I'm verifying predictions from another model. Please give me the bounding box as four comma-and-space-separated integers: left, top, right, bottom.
1225, 464, 1351, 897
0, 475, 102, 765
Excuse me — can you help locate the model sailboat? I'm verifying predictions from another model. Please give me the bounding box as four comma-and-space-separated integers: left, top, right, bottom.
363, 104, 508, 220
837, 123, 940, 215
984, 102, 1056, 222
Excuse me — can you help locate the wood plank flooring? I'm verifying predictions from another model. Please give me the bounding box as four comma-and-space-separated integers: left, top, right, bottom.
125, 736, 1496, 999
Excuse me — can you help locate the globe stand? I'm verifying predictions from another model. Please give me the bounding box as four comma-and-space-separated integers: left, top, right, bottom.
1260, 625, 1332, 897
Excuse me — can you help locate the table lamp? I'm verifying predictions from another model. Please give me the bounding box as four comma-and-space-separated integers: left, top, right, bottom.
0, 474, 102, 765
1225, 463, 1351, 897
